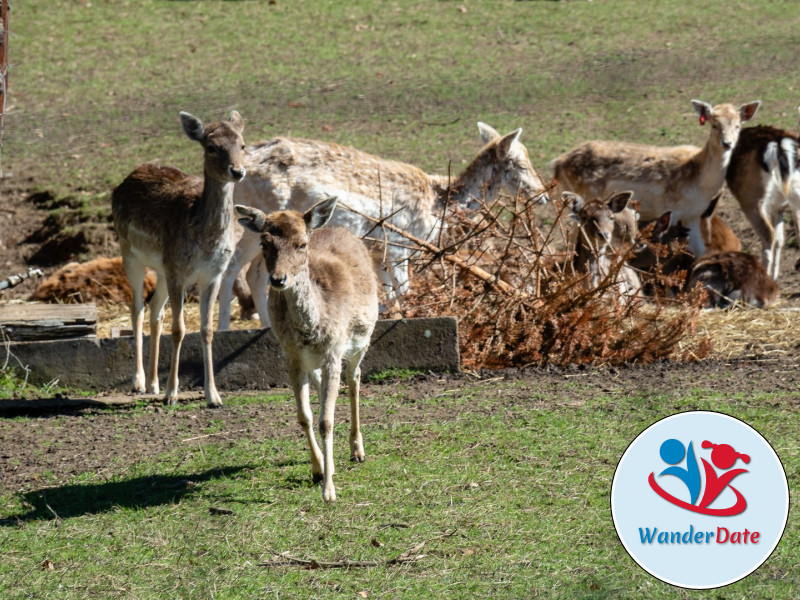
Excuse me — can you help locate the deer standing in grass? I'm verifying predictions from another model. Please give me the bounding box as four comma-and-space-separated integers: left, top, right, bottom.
112, 111, 246, 406
726, 124, 799, 280
218, 122, 549, 329
551, 99, 761, 257
236, 196, 378, 503
566, 190, 638, 294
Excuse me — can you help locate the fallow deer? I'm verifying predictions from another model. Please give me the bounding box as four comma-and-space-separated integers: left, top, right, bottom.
566, 190, 638, 294
687, 251, 779, 308
726, 125, 798, 280
551, 99, 761, 257
235, 196, 379, 503
218, 122, 549, 329
112, 111, 246, 406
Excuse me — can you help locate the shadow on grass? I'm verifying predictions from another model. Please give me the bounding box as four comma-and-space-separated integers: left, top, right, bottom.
1, 466, 250, 525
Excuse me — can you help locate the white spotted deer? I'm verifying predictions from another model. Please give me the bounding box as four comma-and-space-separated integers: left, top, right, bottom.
235, 196, 379, 503
218, 122, 549, 329
552, 99, 761, 257
725, 123, 799, 280
112, 111, 247, 406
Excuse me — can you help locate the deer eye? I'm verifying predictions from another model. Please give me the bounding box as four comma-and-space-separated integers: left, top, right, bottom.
297, 243, 308, 250
207, 146, 218, 154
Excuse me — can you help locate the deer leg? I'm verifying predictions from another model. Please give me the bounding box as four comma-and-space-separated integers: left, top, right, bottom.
685, 217, 707, 257
742, 204, 776, 273
245, 256, 272, 329
345, 354, 366, 463
199, 279, 222, 408
164, 285, 186, 405
146, 277, 169, 395
218, 238, 259, 330
123, 257, 147, 393
319, 362, 341, 503
289, 364, 323, 484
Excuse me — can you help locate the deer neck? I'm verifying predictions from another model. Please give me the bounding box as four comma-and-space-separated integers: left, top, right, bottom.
195, 176, 236, 237
281, 266, 322, 338
432, 157, 494, 210
694, 136, 732, 198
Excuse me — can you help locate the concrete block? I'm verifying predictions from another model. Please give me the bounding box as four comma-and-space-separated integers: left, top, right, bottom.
6, 317, 459, 391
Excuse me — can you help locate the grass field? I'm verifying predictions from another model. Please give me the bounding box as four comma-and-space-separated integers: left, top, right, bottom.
1, 1, 800, 598
1, 378, 798, 599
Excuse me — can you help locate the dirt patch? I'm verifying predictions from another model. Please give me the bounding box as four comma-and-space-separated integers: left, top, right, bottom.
2, 356, 798, 498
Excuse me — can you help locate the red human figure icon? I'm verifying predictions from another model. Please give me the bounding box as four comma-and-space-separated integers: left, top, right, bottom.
698, 441, 750, 511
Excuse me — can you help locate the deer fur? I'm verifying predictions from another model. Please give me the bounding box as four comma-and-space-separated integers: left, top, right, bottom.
112, 111, 246, 407
688, 251, 779, 308
725, 124, 799, 280
566, 190, 638, 294
551, 99, 761, 257
699, 194, 742, 254
236, 197, 379, 503
30, 256, 157, 305
218, 122, 549, 329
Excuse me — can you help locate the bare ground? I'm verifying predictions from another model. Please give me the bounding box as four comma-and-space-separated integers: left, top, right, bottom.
1, 356, 799, 498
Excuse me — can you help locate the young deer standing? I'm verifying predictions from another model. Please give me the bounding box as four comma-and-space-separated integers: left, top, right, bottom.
551, 99, 761, 257
235, 196, 379, 503
566, 190, 637, 293
112, 111, 246, 406
725, 125, 798, 280
218, 122, 549, 329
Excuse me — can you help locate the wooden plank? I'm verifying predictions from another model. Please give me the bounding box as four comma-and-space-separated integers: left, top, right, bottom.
0, 303, 98, 340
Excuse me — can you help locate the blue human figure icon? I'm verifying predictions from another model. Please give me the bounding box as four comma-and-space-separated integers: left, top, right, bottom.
658, 439, 701, 505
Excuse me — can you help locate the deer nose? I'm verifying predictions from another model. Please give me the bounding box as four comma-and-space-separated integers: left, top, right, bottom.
270, 274, 287, 289
721, 139, 734, 151
230, 166, 246, 180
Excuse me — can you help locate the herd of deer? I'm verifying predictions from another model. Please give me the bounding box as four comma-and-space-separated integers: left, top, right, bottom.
103, 98, 800, 500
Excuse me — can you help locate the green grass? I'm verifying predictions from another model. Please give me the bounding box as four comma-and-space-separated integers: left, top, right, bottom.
1, 385, 797, 599
4, 1, 798, 200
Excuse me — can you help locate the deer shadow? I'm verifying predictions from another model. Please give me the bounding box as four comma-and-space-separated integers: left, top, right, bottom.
1, 465, 250, 525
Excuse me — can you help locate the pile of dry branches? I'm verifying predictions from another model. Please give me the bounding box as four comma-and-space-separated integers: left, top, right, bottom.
366, 190, 713, 370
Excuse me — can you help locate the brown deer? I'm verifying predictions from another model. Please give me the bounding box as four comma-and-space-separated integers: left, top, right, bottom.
235, 196, 379, 503
218, 122, 549, 329
566, 190, 638, 294
726, 124, 798, 280
551, 99, 761, 257
112, 111, 246, 406
687, 251, 779, 308
699, 194, 742, 254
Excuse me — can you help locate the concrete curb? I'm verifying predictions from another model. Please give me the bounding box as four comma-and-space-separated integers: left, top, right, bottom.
5, 317, 460, 393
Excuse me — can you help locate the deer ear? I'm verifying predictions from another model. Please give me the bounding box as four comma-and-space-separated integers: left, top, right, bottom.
655, 211, 672, 233
478, 122, 500, 144
608, 191, 633, 213
739, 100, 761, 123
180, 111, 205, 142
305, 196, 338, 231
235, 204, 267, 233
495, 128, 522, 160
228, 110, 245, 134
691, 100, 712, 126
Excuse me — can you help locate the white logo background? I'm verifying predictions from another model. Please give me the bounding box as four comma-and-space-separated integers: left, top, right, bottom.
611, 411, 789, 589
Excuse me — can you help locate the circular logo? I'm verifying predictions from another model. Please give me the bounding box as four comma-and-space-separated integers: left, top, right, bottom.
611, 411, 789, 589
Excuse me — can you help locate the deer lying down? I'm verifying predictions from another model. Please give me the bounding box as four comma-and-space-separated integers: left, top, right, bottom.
219, 122, 549, 329
688, 251, 778, 308
552, 99, 761, 257
700, 194, 741, 253
726, 124, 799, 280
112, 111, 247, 407
235, 197, 379, 503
